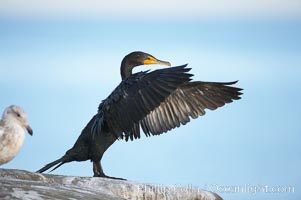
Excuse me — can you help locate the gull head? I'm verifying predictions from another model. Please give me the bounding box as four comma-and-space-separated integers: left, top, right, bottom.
2, 105, 33, 136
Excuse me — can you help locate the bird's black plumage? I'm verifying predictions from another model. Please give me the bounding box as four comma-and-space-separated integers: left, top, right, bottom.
37, 51, 243, 179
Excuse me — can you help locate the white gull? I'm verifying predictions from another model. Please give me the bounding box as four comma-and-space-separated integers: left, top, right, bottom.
0, 105, 33, 165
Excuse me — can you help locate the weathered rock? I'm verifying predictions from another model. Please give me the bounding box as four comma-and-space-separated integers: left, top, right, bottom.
0, 168, 222, 200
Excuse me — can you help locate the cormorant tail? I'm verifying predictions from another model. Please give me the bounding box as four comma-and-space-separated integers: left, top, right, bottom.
36, 157, 67, 173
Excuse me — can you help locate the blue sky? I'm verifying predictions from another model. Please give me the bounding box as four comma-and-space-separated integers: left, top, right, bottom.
1, 1, 301, 200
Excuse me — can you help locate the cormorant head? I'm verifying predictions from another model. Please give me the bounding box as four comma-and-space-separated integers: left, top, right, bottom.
121, 51, 171, 80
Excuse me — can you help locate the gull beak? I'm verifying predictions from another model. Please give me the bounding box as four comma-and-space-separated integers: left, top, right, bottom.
143, 56, 171, 66
26, 125, 33, 136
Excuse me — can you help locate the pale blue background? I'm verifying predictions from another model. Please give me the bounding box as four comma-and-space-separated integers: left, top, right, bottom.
1, 18, 300, 200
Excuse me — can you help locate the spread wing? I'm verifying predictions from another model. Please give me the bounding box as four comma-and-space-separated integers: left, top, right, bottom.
139, 81, 243, 137
94, 65, 193, 138
94, 64, 242, 141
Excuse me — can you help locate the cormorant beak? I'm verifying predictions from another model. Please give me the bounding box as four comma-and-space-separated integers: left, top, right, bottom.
26, 125, 33, 136
143, 56, 171, 66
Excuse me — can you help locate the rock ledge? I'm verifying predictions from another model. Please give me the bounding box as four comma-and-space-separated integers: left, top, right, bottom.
0, 168, 222, 200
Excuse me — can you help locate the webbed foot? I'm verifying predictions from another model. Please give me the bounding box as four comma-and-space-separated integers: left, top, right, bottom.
93, 160, 126, 180
93, 172, 126, 180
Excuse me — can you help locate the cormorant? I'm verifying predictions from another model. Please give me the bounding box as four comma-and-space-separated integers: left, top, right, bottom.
37, 51, 242, 179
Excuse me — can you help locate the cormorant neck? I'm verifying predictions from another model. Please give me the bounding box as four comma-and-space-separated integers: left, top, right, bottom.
120, 59, 135, 80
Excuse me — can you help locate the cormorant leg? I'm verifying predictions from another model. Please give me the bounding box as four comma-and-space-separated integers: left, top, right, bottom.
93, 160, 105, 177
93, 160, 126, 180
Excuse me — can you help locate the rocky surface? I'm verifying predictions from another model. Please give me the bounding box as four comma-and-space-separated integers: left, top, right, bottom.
0, 168, 222, 200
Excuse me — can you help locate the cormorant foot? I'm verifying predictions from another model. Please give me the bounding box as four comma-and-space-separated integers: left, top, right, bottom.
93, 172, 126, 181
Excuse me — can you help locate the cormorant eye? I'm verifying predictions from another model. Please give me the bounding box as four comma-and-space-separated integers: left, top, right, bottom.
16, 113, 21, 117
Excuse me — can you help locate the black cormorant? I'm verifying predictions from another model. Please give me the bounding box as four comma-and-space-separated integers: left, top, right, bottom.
37, 51, 243, 179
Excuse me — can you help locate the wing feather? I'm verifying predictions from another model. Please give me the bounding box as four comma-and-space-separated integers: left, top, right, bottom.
139, 81, 242, 137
